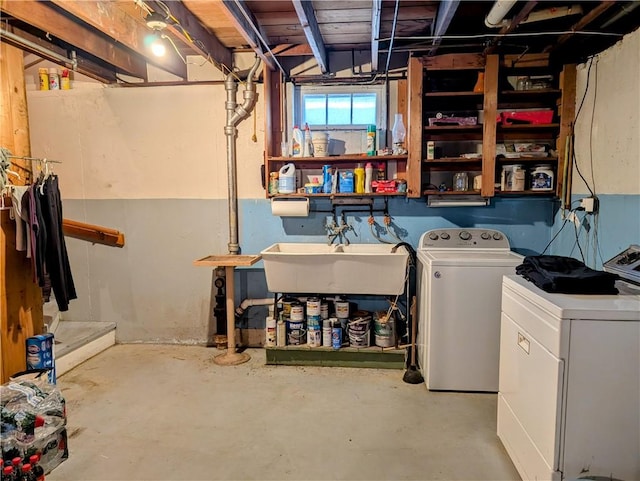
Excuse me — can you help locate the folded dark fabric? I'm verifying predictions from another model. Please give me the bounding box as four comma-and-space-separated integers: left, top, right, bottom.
516, 255, 619, 294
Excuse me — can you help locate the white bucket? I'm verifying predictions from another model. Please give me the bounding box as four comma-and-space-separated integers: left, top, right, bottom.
311, 132, 329, 157
374, 312, 396, 348
278, 163, 296, 194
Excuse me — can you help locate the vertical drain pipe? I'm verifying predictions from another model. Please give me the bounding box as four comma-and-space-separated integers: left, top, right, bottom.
225, 57, 261, 254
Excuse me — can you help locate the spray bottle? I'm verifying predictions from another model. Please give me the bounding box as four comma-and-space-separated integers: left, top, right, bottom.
303, 123, 313, 157
292, 126, 303, 157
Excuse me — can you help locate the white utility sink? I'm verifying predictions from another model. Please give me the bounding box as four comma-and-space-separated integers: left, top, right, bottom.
260, 243, 409, 295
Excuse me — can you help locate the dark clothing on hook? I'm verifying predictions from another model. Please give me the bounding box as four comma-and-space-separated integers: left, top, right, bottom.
39, 175, 76, 311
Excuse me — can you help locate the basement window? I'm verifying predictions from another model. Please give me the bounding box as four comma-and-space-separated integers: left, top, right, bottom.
295, 85, 385, 130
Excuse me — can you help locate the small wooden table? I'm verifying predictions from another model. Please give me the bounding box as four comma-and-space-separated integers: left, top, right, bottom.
193, 254, 262, 365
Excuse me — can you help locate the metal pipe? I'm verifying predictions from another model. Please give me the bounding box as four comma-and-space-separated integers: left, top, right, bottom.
485, 0, 518, 28
0, 28, 77, 69
224, 57, 261, 255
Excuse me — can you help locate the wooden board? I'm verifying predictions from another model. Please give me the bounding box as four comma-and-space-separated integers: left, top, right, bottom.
193, 255, 262, 267
1, 43, 44, 383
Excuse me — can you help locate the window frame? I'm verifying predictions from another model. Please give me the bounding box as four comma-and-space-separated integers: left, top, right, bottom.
294, 84, 387, 131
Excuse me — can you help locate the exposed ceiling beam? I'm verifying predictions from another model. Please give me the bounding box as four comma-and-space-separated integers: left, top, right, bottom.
544, 1, 616, 53
429, 0, 461, 56
0, 0, 151, 79
371, 0, 382, 72
44, 0, 187, 79
484, 1, 538, 55
292, 0, 328, 74
219, 0, 275, 70
271, 44, 314, 56
2, 24, 118, 83
145, 0, 232, 71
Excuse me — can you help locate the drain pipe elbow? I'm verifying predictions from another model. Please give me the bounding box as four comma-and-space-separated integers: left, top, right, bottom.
235, 297, 274, 318
485, 0, 517, 28
230, 57, 261, 126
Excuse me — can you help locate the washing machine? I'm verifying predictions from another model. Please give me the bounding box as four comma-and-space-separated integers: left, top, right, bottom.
416, 228, 523, 392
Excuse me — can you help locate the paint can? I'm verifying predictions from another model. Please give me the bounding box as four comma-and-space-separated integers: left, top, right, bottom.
374, 311, 396, 348
331, 320, 342, 350
307, 327, 322, 347
265, 316, 276, 347
348, 314, 371, 348
290, 303, 304, 321
306, 297, 321, 317
287, 320, 306, 345
276, 320, 286, 347
282, 300, 294, 320
307, 315, 321, 331
323, 319, 334, 347
320, 303, 329, 319
335, 301, 350, 319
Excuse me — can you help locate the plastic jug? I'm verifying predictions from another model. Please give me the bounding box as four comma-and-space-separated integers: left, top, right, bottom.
278, 163, 296, 194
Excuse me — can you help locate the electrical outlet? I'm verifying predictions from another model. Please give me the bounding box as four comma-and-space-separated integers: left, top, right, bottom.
568, 211, 580, 226
580, 196, 598, 214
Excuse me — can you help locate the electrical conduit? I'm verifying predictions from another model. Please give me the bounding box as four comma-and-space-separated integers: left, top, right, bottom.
225, 57, 261, 254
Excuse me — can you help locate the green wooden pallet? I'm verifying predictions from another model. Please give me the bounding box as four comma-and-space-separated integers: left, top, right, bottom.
265, 345, 406, 369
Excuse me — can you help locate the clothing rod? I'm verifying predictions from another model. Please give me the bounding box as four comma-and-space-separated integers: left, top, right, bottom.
8, 155, 63, 164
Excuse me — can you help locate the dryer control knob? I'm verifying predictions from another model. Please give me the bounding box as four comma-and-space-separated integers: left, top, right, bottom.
429, 232, 439, 241
480, 232, 491, 240
459, 231, 471, 240
493, 232, 503, 240
440, 232, 450, 240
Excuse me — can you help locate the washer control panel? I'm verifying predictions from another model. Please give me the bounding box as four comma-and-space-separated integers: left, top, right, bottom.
419, 228, 511, 249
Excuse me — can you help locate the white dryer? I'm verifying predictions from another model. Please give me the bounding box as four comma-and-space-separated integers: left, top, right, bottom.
417, 228, 523, 392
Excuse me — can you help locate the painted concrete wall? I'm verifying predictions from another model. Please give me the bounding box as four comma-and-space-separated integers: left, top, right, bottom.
26, 55, 558, 343
550, 29, 640, 268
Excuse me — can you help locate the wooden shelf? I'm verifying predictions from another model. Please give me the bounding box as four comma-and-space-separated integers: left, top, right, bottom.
424, 156, 482, 163
500, 89, 561, 97
496, 156, 558, 163
423, 190, 482, 195
424, 125, 482, 131
495, 190, 556, 196
268, 154, 407, 162
269, 192, 406, 198
193, 254, 262, 267
425, 91, 483, 97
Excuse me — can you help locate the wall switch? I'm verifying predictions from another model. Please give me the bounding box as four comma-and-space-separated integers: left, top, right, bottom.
580, 197, 598, 214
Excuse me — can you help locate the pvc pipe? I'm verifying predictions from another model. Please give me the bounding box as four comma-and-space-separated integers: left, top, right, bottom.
235, 298, 273, 317
485, 0, 518, 28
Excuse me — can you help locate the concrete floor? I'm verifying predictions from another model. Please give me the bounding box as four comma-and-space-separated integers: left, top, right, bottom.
48, 344, 519, 481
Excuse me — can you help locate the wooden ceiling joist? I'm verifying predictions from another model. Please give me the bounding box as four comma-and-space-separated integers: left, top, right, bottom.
145, 0, 232, 71
292, 0, 328, 74
219, 0, 275, 70
429, 0, 461, 57
2, 24, 119, 83
1, 0, 150, 80
371, 0, 382, 72
544, 1, 616, 53
45, 0, 186, 79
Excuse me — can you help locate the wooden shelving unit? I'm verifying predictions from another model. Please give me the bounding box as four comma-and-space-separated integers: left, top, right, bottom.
406, 52, 576, 202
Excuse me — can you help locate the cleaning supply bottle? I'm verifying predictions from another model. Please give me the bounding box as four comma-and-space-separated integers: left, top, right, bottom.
278, 163, 296, 194
365, 162, 373, 193
292, 126, 303, 158
303, 123, 313, 157
366, 125, 377, 156
354, 163, 365, 194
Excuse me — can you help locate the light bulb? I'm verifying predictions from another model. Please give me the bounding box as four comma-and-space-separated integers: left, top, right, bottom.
151, 35, 166, 57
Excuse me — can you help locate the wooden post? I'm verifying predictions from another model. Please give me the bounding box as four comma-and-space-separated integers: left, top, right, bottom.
406, 56, 423, 198
1, 42, 44, 383
481, 55, 499, 197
